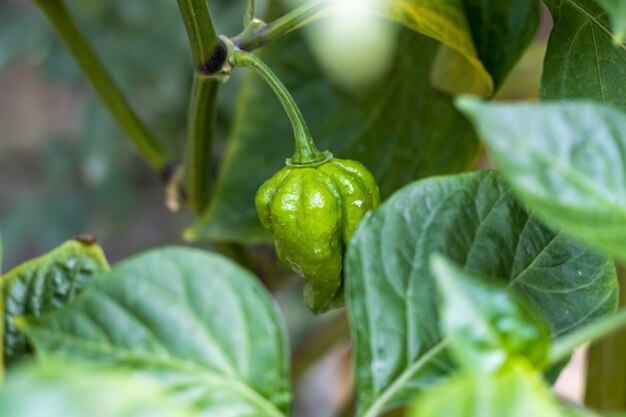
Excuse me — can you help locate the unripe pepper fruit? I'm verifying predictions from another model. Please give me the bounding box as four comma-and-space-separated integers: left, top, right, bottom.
256, 156, 380, 314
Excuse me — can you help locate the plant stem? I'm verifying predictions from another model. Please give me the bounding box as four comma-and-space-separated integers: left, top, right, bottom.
182, 75, 220, 214
362, 341, 448, 417
176, 0, 225, 74
32, 0, 169, 172
585, 265, 626, 411
233, 50, 328, 165
245, 0, 257, 26
176, 0, 224, 212
234, 0, 331, 51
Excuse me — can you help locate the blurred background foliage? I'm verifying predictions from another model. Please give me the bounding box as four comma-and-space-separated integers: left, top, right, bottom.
0, 0, 245, 268
0, 0, 551, 415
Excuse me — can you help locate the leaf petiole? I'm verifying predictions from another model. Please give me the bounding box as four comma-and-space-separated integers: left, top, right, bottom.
233, 0, 333, 51
31, 0, 170, 172
232, 49, 329, 165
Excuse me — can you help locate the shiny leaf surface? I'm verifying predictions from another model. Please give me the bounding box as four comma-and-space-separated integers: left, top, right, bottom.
458, 98, 626, 262
20, 247, 290, 417
346, 170, 616, 415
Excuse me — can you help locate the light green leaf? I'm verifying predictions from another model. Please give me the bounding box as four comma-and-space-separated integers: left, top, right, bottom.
346, 170, 616, 416
384, 0, 493, 96
431, 255, 550, 374
542, 0, 626, 111
409, 363, 562, 417
461, 0, 542, 90
594, 0, 626, 43
0, 363, 195, 417
1, 238, 109, 367
20, 247, 290, 417
187, 27, 479, 243
457, 98, 626, 262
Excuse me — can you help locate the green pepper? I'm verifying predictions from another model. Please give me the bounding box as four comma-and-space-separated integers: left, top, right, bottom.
233, 49, 380, 313
256, 156, 380, 313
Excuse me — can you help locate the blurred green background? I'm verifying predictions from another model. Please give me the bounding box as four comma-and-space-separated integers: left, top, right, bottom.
0, 0, 246, 269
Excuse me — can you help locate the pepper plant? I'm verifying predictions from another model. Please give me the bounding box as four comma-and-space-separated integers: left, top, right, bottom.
2, 0, 626, 416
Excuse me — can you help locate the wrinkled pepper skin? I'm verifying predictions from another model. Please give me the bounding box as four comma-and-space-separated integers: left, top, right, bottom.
256, 158, 380, 313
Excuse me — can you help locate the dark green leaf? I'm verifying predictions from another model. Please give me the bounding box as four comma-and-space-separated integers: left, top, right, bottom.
186, 28, 479, 243
457, 98, 626, 262
0, 363, 194, 417
1, 238, 109, 367
431, 255, 550, 374
594, 0, 626, 43
20, 247, 290, 417
408, 362, 563, 417
542, 0, 626, 110
346, 170, 616, 416
462, 0, 541, 89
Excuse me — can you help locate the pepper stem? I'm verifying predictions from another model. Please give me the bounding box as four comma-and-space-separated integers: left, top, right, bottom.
233, 49, 330, 166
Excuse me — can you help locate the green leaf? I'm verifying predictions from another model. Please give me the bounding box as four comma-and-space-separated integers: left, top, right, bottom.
1, 238, 109, 367
384, 0, 493, 96
20, 247, 290, 417
461, 0, 541, 90
431, 255, 551, 374
0, 363, 194, 417
457, 98, 626, 262
186, 28, 480, 243
408, 362, 563, 417
594, 0, 626, 43
542, 0, 626, 111
345, 170, 616, 416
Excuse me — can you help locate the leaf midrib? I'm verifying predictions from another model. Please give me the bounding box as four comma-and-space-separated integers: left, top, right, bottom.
25, 325, 286, 417
361, 340, 448, 417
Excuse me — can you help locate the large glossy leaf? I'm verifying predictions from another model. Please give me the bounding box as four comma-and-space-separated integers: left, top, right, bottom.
594, 0, 626, 42
408, 363, 563, 417
345, 170, 617, 416
1, 238, 109, 367
383, 0, 493, 96
0, 363, 194, 417
186, 28, 480, 243
461, 0, 541, 90
20, 247, 290, 417
457, 98, 626, 262
542, 0, 626, 111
